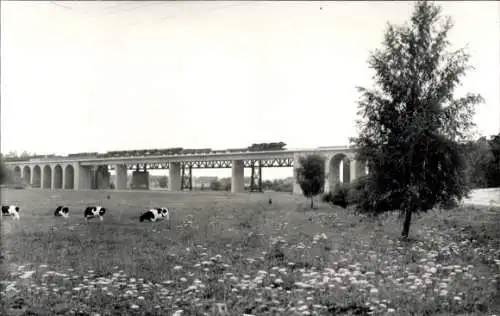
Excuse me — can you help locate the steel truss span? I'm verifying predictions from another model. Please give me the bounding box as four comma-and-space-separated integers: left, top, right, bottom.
108, 163, 170, 171
107, 158, 294, 170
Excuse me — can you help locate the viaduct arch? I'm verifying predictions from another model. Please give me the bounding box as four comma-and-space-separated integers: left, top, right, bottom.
42, 165, 52, 189
64, 165, 74, 189
53, 165, 63, 189
22, 166, 31, 184
13, 166, 21, 182
32, 165, 41, 188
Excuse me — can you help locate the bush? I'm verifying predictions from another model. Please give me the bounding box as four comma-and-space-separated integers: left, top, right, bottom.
322, 176, 384, 212
438, 197, 460, 210
321, 192, 333, 203
322, 183, 351, 208
210, 180, 221, 191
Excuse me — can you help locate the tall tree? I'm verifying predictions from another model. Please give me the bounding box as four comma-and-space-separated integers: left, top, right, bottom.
296, 154, 325, 209
351, 1, 483, 239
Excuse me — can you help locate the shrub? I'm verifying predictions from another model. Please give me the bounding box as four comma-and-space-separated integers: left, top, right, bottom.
321, 191, 333, 203
322, 183, 352, 209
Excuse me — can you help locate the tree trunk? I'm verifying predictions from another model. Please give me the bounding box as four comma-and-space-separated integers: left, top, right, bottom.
401, 207, 413, 239
310, 196, 314, 209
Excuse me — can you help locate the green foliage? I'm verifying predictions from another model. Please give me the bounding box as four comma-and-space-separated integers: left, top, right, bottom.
220, 178, 231, 191
322, 184, 350, 208
0, 157, 6, 184
462, 137, 495, 188
263, 179, 293, 192
486, 134, 500, 187
350, 1, 482, 239
436, 133, 500, 189
297, 154, 325, 208
158, 176, 168, 188
210, 180, 222, 191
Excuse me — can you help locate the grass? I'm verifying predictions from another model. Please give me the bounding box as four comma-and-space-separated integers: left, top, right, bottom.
1, 189, 499, 316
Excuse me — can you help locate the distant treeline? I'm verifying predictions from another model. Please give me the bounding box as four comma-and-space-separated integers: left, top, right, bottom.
461, 133, 500, 189
207, 178, 293, 193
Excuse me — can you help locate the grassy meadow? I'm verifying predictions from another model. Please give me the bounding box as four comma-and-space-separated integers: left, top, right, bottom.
1, 189, 499, 316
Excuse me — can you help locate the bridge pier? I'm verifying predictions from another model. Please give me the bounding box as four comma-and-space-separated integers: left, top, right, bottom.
132, 171, 149, 190
93, 165, 111, 189
115, 164, 128, 190
75, 165, 92, 190
292, 153, 303, 195
231, 160, 244, 193
169, 162, 181, 191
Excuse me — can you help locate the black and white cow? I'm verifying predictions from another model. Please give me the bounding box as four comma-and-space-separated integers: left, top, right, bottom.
84, 206, 106, 221
1, 205, 20, 220
139, 208, 170, 222
54, 206, 69, 218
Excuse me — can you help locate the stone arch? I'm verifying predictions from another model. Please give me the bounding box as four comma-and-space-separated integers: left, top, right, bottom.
32, 165, 41, 188
328, 153, 351, 190
22, 166, 31, 185
64, 165, 74, 189
13, 166, 21, 182
53, 165, 63, 189
42, 165, 52, 189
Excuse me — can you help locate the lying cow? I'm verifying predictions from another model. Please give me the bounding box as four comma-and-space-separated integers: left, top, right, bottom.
84, 206, 106, 221
1, 205, 20, 220
54, 206, 69, 218
139, 207, 170, 222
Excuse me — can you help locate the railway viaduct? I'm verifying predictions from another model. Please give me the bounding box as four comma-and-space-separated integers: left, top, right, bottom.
2, 145, 367, 195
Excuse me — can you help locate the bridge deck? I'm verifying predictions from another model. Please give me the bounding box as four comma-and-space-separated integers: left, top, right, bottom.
4, 146, 355, 166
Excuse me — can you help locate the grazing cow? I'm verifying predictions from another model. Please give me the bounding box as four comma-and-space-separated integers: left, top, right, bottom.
139, 208, 170, 222
1, 205, 20, 220
54, 206, 69, 218
84, 206, 106, 221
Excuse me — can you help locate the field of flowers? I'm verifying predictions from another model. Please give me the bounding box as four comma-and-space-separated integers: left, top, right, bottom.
1, 189, 499, 316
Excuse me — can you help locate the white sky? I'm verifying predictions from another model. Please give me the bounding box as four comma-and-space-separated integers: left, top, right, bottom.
1, 1, 499, 179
